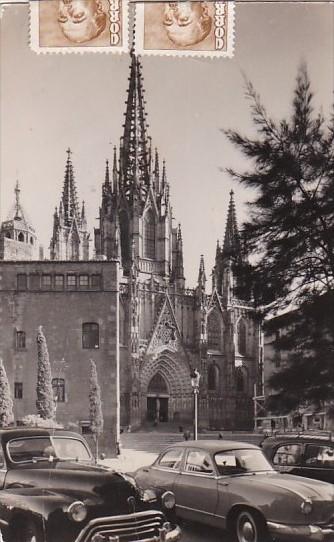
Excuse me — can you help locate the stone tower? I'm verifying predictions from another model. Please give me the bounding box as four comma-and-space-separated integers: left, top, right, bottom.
50, 149, 90, 260
94, 54, 184, 285
0, 181, 38, 260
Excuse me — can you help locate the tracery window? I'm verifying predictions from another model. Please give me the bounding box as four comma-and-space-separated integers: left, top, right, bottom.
207, 311, 222, 350
208, 365, 219, 391
236, 367, 247, 393
119, 210, 130, 265
143, 209, 155, 259
238, 319, 247, 356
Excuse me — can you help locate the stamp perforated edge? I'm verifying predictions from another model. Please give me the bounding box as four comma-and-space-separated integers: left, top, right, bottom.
134, 1, 235, 58
29, 0, 129, 54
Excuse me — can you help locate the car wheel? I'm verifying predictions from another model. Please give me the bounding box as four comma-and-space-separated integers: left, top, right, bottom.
235, 509, 270, 542
10, 519, 43, 542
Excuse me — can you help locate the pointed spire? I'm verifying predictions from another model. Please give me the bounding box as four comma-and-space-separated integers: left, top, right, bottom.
120, 54, 150, 199
222, 189, 240, 259
198, 254, 206, 286
61, 148, 80, 227
81, 200, 86, 220
112, 146, 118, 193
104, 159, 111, 187
176, 223, 184, 280
14, 180, 22, 219
154, 148, 160, 193
162, 159, 167, 189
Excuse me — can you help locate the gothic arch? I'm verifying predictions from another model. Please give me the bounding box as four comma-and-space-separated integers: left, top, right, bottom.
237, 318, 247, 356
235, 365, 248, 393
141, 352, 192, 398
208, 364, 220, 391
119, 209, 130, 264
18, 232, 24, 242
148, 372, 169, 395
143, 208, 155, 259
207, 310, 223, 351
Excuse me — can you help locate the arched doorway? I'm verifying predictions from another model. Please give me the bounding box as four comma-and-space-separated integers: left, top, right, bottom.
147, 373, 169, 422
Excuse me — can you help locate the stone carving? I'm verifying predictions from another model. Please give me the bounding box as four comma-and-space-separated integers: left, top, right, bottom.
148, 300, 179, 357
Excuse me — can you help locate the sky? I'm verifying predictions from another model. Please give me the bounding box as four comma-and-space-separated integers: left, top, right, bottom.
1, 1, 333, 286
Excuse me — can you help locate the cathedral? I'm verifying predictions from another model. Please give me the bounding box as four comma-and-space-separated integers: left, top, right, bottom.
0, 55, 263, 436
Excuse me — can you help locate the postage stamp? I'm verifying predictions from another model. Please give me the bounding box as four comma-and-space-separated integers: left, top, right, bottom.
135, 1, 235, 58
30, 0, 128, 54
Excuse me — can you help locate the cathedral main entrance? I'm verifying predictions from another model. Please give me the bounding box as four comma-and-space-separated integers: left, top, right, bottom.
146, 373, 169, 422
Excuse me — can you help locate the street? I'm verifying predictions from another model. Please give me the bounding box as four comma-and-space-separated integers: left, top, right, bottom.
180, 521, 230, 541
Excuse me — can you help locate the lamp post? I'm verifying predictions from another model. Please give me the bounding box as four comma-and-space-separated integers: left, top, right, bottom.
190, 369, 201, 440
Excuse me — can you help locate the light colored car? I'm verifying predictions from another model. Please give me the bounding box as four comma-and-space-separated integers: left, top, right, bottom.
133, 439, 334, 542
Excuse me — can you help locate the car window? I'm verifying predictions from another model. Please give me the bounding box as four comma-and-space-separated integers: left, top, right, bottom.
157, 448, 183, 470
304, 444, 334, 468
7, 437, 53, 463
52, 437, 92, 460
215, 449, 272, 474
184, 450, 214, 475
272, 444, 303, 466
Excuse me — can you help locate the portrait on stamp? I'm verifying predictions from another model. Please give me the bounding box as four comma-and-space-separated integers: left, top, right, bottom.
30, 0, 127, 52
57, 0, 107, 44
135, 0, 234, 57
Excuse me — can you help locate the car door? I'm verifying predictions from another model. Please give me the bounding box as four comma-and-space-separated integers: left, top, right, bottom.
137, 447, 184, 493
301, 443, 334, 484
173, 447, 219, 527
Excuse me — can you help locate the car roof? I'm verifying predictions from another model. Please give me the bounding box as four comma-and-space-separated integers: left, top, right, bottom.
0, 427, 84, 444
262, 432, 333, 447
163, 440, 260, 453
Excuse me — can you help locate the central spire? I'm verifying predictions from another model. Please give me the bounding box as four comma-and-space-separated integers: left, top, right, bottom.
120, 54, 150, 200
222, 189, 240, 258
62, 148, 80, 227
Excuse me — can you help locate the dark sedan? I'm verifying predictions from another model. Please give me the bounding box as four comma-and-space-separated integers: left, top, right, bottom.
133, 439, 334, 542
0, 427, 181, 542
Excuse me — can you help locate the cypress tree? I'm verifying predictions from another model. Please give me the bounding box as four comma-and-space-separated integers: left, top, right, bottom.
89, 359, 104, 461
36, 326, 55, 421
0, 359, 14, 427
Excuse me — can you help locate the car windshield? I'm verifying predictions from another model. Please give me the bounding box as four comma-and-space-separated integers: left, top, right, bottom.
214, 449, 274, 475
7, 436, 92, 463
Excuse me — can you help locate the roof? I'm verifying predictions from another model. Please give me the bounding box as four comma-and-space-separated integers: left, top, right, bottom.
165, 439, 260, 452
0, 427, 83, 444
262, 431, 332, 447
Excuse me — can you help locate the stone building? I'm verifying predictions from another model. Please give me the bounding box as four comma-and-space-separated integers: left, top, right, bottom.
0, 54, 263, 436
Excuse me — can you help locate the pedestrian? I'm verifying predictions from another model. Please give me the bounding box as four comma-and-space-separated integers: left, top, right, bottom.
218, 432, 223, 440
183, 430, 190, 441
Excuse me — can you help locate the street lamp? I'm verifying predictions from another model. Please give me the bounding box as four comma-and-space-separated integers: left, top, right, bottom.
190, 369, 201, 440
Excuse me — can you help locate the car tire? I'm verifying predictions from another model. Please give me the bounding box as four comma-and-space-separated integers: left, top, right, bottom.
235, 509, 270, 542
10, 518, 44, 542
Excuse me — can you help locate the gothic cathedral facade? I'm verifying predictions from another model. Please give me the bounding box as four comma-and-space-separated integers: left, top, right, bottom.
1, 55, 263, 431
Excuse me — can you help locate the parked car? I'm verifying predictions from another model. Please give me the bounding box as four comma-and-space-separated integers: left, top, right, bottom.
133, 439, 334, 542
261, 430, 334, 484
0, 427, 181, 542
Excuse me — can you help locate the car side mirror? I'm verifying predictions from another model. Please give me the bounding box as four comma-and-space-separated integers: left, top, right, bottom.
99, 452, 106, 460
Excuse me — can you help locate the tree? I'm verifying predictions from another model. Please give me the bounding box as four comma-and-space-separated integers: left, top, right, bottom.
0, 359, 14, 427
36, 326, 55, 421
225, 65, 334, 411
89, 359, 104, 461
225, 65, 334, 313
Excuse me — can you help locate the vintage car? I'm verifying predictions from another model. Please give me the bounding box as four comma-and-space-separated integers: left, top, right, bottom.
261, 431, 334, 485
0, 427, 181, 542
133, 439, 334, 542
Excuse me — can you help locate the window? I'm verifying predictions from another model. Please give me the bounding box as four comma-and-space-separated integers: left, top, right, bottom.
273, 444, 303, 466
30, 236, 34, 245
236, 367, 245, 392
14, 382, 23, 399
207, 311, 221, 350
91, 274, 101, 289
208, 365, 219, 391
238, 319, 247, 356
29, 274, 40, 290
52, 378, 65, 403
41, 274, 52, 289
143, 209, 156, 259
79, 275, 89, 289
16, 331, 26, 350
158, 448, 183, 470
304, 445, 334, 468
82, 323, 99, 349
67, 274, 77, 289
17, 274, 27, 291
18, 232, 24, 242
54, 274, 64, 290
119, 210, 130, 265
184, 449, 214, 475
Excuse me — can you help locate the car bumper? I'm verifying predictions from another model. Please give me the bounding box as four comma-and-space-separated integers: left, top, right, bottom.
74, 510, 182, 542
268, 521, 334, 541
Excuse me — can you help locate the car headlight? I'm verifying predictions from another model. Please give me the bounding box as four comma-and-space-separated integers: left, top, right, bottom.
67, 501, 88, 522
142, 488, 158, 503
301, 499, 313, 514
161, 491, 176, 510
